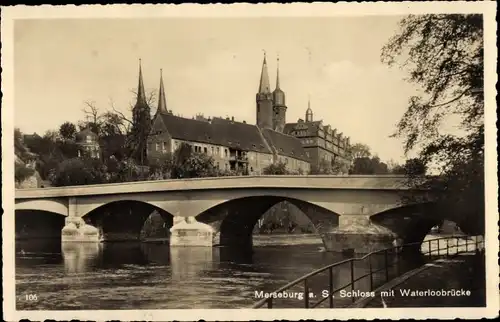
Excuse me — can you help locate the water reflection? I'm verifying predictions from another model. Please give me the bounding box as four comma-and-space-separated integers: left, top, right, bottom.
62, 242, 101, 273
170, 246, 215, 281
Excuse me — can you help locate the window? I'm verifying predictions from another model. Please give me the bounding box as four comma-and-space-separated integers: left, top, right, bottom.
155, 143, 160, 151
204, 147, 208, 154
211, 147, 214, 154
162, 142, 167, 152
250, 167, 254, 172
225, 149, 228, 157
216, 147, 220, 155
86, 135, 92, 143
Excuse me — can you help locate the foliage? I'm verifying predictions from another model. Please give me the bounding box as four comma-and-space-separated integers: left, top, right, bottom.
263, 162, 289, 175
347, 143, 371, 159
50, 157, 108, 186
149, 143, 219, 179
382, 14, 484, 235
349, 156, 389, 175
310, 159, 341, 175
382, 14, 483, 152
15, 163, 35, 183
59, 122, 77, 141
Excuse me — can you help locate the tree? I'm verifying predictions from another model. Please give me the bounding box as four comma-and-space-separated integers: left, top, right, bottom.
403, 158, 427, 176
59, 122, 77, 141
263, 162, 289, 175
349, 156, 389, 175
82, 101, 104, 135
382, 14, 484, 235
348, 143, 371, 160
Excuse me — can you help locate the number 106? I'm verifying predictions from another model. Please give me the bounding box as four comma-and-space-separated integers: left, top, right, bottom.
25, 294, 37, 301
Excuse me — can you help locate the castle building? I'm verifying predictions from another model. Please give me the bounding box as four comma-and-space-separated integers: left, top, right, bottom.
146, 54, 310, 174
144, 53, 352, 174
283, 98, 352, 172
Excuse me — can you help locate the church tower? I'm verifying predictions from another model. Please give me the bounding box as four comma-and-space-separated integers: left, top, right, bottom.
256, 53, 273, 129
130, 59, 151, 165
272, 56, 287, 132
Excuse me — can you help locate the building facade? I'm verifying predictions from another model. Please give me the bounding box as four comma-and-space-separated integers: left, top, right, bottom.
283, 102, 352, 173
75, 128, 101, 159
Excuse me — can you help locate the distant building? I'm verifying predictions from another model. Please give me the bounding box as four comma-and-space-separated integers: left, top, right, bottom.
75, 128, 101, 159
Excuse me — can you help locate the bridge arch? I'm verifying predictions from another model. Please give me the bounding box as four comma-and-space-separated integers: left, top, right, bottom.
15, 199, 68, 217
370, 202, 470, 249
82, 200, 174, 242
15, 209, 66, 240
196, 196, 340, 250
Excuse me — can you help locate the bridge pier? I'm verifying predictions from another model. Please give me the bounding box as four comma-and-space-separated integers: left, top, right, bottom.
61, 197, 100, 242
170, 216, 214, 247
322, 215, 396, 254
61, 217, 100, 242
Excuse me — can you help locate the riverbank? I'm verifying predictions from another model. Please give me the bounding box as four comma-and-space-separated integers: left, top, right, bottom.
359, 253, 486, 308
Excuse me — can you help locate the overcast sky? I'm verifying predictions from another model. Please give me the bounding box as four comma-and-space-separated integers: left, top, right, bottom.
14, 16, 420, 163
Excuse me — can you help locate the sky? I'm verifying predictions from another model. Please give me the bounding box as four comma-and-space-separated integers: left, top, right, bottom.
14, 16, 420, 164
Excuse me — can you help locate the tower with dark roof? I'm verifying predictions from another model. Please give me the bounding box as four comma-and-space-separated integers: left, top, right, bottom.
256, 53, 273, 129
130, 59, 151, 165
272, 57, 287, 133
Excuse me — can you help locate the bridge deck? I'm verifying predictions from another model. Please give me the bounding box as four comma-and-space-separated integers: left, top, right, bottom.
14, 175, 418, 199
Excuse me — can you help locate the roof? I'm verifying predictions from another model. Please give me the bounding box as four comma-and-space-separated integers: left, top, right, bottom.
76, 128, 98, 140
284, 120, 323, 137
261, 128, 310, 162
156, 113, 272, 154
210, 117, 272, 153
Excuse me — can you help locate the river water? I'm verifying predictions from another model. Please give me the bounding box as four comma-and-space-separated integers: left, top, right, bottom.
16, 234, 431, 310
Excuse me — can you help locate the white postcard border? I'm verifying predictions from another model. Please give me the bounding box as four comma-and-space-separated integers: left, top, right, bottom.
2, 2, 498, 321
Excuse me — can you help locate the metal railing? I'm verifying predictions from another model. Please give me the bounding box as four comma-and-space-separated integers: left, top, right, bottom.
252, 235, 484, 309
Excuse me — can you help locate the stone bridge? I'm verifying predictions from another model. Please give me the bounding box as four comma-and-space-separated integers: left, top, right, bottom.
14, 175, 445, 252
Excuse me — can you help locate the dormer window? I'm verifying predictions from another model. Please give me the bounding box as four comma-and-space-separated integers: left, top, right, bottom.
86, 135, 92, 143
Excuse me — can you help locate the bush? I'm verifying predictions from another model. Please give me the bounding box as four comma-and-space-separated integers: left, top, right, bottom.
15, 163, 35, 183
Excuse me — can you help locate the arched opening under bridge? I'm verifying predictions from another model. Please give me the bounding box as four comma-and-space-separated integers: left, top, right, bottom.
83, 200, 174, 242
196, 196, 340, 251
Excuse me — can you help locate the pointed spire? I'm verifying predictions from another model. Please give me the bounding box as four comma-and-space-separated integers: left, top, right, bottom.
157, 68, 168, 114
306, 94, 313, 122
136, 58, 147, 106
276, 55, 281, 90
258, 51, 271, 94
